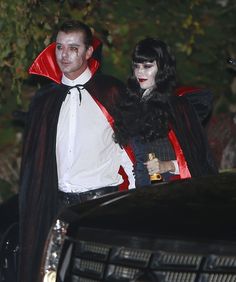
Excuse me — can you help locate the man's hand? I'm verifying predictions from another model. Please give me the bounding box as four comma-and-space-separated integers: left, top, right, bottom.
145, 158, 175, 175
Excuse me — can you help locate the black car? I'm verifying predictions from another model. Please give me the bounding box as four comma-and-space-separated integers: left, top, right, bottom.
38, 172, 236, 282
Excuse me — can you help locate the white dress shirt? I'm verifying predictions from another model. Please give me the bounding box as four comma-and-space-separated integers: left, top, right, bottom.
56, 68, 135, 193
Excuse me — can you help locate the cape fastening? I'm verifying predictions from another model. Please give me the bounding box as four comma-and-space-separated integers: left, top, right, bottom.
67, 84, 85, 105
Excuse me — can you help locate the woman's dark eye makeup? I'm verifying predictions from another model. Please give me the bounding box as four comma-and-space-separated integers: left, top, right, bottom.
144, 64, 153, 69
134, 62, 155, 69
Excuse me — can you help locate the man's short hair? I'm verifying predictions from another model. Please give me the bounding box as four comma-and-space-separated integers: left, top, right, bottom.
58, 20, 93, 48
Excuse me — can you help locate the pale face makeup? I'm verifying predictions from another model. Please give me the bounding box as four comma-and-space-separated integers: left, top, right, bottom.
133, 61, 158, 90
56, 31, 93, 80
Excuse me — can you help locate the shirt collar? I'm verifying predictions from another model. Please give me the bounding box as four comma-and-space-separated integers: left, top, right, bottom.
61, 68, 92, 86
141, 88, 153, 101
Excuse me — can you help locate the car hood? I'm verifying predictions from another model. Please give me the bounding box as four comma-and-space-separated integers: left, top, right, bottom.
58, 172, 236, 242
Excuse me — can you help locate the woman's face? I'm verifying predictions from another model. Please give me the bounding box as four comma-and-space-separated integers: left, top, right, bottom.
133, 61, 158, 90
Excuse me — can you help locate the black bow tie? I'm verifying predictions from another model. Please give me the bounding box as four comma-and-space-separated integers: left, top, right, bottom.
67, 84, 85, 105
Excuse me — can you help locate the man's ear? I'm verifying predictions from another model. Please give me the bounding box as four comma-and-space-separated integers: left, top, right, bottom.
86, 46, 94, 60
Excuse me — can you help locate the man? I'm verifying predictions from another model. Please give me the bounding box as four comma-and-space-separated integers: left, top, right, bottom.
19, 20, 135, 282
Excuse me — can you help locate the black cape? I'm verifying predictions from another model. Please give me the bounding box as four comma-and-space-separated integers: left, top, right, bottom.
19, 74, 126, 282
168, 89, 218, 177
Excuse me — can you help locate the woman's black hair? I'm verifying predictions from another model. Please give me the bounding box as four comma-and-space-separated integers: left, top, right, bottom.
113, 38, 177, 146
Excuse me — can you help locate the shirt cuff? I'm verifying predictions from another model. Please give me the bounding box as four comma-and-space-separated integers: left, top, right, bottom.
170, 160, 180, 175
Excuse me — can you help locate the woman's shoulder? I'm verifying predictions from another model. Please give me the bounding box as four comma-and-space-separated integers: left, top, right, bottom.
172, 86, 213, 123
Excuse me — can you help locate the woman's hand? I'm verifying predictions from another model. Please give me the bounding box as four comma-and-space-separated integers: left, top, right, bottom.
145, 158, 175, 175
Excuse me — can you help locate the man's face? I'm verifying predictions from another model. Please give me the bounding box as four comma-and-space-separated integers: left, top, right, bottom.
133, 61, 158, 90
55, 31, 93, 80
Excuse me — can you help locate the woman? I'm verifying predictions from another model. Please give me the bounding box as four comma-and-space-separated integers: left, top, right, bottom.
114, 37, 218, 187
